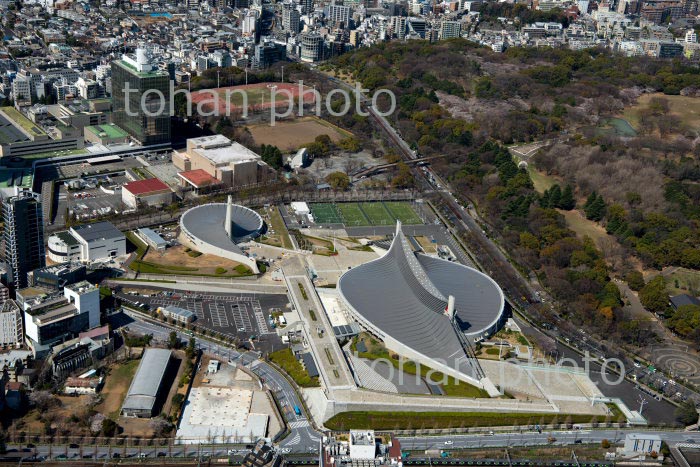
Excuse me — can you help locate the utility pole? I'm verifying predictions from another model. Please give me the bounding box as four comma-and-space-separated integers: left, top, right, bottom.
281, 65, 285, 83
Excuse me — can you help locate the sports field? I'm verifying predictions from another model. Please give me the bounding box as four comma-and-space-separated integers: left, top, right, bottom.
384, 201, 423, 225
190, 82, 315, 114
337, 203, 370, 226
360, 202, 393, 225
309, 202, 423, 226
310, 203, 343, 224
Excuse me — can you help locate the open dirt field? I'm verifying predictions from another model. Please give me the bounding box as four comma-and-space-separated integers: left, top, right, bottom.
95, 359, 140, 420
190, 82, 316, 114
247, 117, 351, 151
559, 209, 613, 251
622, 93, 700, 132
142, 245, 248, 276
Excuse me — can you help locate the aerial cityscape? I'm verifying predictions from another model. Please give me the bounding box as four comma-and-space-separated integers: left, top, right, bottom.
0, 0, 699, 464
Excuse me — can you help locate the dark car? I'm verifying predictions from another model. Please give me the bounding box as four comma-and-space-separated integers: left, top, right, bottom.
112, 453, 121, 459
574, 439, 582, 444
157, 452, 167, 457
69, 444, 79, 449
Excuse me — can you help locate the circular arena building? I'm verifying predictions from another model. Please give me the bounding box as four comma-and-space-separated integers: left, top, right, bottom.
179, 196, 263, 274
338, 222, 505, 388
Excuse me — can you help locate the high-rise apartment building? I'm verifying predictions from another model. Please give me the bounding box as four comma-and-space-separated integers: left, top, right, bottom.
1, 191, 45, 289
283, 3, 301, 32
0, 300, 22, 348
327, 4, 352, 27
111, 49, 171, 146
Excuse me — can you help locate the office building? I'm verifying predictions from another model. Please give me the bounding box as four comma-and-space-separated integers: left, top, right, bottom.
327, 4, 352, 27
172, 135, 276, 188
1, 192, 45, 289
283, 3, 301, 33
301, 32, 324, 62
440, 20, 462, 39
20, 281, 100, 357
301, 0, 313, 13
391, 16, 407, 39
0, 300, 23, 348
111, 48, 171, 146
28, 263, 87, 290
48, 221, 125, 263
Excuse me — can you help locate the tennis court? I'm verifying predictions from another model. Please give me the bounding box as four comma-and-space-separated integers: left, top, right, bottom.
310, 203, 343, 224
360, 202, 394, 225
385, 201, 423, 225
337, 203, 371, 226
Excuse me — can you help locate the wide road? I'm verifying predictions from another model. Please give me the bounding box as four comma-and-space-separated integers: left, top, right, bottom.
399, 429, 700, 450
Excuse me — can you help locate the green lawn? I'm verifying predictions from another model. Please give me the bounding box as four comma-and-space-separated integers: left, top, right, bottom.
622, 93, 700, 131
352, 333, 488, 398
325, 411, 596, 430
664, 267, 700, 296
269, 348, 320, 387
527, 166, 558, 195
384, 201, 423, 225
337, 203, 371, 226
310, 203, 343, 224
559, 209, 615, 251
360, 202, 394, 225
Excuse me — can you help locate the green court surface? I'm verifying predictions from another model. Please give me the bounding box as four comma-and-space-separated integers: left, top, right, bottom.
310, 203, 342, 224
360, 202, 394, 225
337, 203, 371, 226
309, 201, 422, 226
385, 201, 423, 225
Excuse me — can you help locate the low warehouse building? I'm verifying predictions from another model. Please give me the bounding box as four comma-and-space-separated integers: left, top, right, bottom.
121, 348, 173, 418
122, 178, 174, 209
159, 305, 195, 324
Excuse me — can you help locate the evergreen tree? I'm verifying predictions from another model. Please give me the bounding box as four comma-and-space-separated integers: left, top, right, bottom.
549, 184, 562, 208
559, 184, 575, 210
584, 191, 597, 211
587, 195, 607, 221
539, 188, 551, 208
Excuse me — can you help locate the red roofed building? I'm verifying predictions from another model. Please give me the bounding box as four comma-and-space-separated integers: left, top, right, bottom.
177, 169, 222, 194
122, 178, 174, 209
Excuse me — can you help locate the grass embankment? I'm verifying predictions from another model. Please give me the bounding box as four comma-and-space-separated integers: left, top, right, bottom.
351, 334, 489, 398
289, 229, 337, 255
325, 411, 595, 430
267, 207, 293, 249
127, 232, 252, 277
269, 348, 320, 387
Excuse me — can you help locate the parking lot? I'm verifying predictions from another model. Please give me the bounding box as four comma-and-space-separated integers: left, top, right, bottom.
66, 174, 130, 220
116, 289, 288, 350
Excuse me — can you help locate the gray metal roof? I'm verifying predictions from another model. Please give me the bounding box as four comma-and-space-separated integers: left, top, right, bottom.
163, 305, 195, 319
122, 348, 172, 412
338, 224, 504, 379
180, 203, 263, 254
71, 221, 124, 243
138, 227, 167, 247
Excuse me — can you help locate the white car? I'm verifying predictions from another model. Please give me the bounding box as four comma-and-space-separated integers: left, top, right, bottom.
444, 441, 453, 445
633, 362, 641, 368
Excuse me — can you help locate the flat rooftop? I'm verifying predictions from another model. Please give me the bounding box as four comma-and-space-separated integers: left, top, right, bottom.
85, 124, 128, 139
177, 169, 220, 188
0, 107, 46, 139
71, 221, 124, 243
191, 140, 261, 167
176, 386, 269, 443
0, 168, 33, 189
